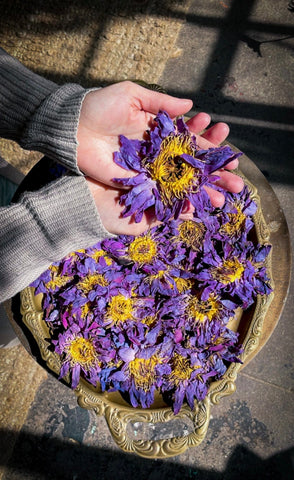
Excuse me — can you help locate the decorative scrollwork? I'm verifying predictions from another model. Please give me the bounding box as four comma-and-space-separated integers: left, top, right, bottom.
209, 379, 237, 405
20, 288, 32, 313
75, 382, 106, 416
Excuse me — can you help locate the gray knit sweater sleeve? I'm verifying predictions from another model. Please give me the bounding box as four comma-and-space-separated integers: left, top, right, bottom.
0, 47, 86, 172
0, 49, 112, 302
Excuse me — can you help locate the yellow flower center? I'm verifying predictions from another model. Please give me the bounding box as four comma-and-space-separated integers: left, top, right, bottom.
141, 314, 157, 327
46, 275, 72, 291
77, 273, 108, 294
147, 269, 166, 282
219, 205, 247, 237
67, 337, 97, 369
174, 276, 193, 293
128, 234, 157, 264
169, 354, 200, 385
91, 249, 113, 266
80, 302, 91, 318
187, 293, 221, 323
107, 294, 134, 324
147, 134, 197, 204
128, 355, 160, 391
178, 220, 206, 250
49, 265, 59, 274
212, 257, 245, 284
147, 268, 175, 290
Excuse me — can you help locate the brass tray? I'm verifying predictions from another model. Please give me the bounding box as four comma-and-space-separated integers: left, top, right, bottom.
18, 154, 289, 459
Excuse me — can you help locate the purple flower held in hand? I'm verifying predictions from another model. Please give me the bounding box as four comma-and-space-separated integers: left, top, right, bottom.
113, 111, 242, 222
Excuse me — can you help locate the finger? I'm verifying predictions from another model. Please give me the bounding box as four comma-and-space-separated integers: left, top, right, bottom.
223, 158, 240, 171
137, 84, 193, 117
204, 186, 226, 208
185, 112, 211, 133
201, 122, 230, 145
214, 170, 244, 193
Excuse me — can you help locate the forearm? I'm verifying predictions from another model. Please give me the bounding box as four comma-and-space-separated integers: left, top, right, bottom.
0, 48, 89, 172
0, 175, 113, 303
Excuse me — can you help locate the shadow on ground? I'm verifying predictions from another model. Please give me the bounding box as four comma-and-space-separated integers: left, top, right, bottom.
1, 0, 293, 185
0, 428, 293, 480
161, 0, 294, 186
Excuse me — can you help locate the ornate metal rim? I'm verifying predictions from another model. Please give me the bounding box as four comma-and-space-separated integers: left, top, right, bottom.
20, 171, 274, 459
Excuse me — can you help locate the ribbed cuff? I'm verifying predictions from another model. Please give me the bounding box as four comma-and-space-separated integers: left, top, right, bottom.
20, 84, 89, 173
0, 175, 113, 302
20, 175, 113, 258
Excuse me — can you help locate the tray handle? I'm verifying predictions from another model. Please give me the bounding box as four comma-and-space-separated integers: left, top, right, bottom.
103, 397, 211, 459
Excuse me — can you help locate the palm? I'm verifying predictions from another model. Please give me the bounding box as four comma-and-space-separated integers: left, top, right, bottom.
77, 82, 175, 186
78, 81, 244, 235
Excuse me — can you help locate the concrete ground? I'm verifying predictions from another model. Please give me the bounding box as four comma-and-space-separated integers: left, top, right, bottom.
0, 1, 293, 479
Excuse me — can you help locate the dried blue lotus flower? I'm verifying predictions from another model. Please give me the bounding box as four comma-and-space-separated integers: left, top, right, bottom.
113, 110, 242, 222
53, 322, 102, 390
195, 240, 272, 309
30, 113, 272, 414
215, 185, 257, 242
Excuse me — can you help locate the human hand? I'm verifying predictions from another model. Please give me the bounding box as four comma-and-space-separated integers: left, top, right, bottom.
77, 81, 243, 202
77, 81, 192, 186
83, 96, 243, 235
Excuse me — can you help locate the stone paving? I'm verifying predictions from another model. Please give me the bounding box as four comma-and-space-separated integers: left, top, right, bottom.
0, 1, 294, 479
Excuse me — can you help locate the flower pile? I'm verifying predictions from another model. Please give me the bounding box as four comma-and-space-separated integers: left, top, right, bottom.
31, 112, 272, 414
